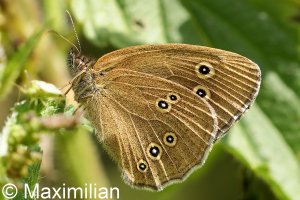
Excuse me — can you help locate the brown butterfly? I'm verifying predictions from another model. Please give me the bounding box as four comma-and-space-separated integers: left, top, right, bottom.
67, 43, 261, 191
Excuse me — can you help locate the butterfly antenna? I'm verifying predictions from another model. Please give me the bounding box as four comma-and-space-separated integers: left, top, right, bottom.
66, 10, 81, 54
48, 30, 80, 53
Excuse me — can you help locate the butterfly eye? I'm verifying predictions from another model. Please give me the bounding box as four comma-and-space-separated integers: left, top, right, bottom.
167, 93, 180, 104
195, 62, 215, 79
147, 143, 162, 160
163, 132, 177, 147
137, 160, 148, 173
156, 99, 171, 113
193, 85, 211, 99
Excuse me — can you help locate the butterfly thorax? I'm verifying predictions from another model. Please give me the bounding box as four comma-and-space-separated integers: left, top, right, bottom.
67, 49, 98, 103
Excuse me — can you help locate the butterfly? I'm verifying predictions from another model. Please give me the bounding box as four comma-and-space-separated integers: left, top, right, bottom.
67, 43, 261, 191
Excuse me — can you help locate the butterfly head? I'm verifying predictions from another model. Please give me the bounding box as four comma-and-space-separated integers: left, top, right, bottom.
67, 48, 93, 76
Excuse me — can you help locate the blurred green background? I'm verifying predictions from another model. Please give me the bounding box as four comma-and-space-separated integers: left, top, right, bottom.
0, 0, 300, 199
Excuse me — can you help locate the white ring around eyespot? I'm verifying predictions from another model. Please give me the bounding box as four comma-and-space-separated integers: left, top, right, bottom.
147, 143, 162, 160
163, 132, 177, 147
193, 85, 211, 99
137, 159, 148, 173
195, 62, 215, 79
155, 98, 171, 113
167, 93, 181, 104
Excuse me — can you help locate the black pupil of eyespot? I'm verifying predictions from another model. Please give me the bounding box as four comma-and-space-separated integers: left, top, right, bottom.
149, 146, 160, 157
158, 100, 168, 109
199, 65, 210, 75
139, 163, 146, 170
166, 135, 174, 143
170, 95, 177, 101
196, 89, 206, 97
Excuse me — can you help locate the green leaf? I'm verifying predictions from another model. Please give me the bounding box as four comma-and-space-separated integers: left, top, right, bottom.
227, 105, 300, 200
71, 0, 196, 47
0, 29, 44, 100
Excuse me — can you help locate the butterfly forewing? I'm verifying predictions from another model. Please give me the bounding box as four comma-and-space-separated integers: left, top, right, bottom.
94, 44, 261, 139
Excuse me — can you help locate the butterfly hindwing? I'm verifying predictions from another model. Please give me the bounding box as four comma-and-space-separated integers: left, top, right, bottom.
85, 70, 217, 190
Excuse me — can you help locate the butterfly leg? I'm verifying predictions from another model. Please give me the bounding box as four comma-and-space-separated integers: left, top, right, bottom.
75, 92, 96, 113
